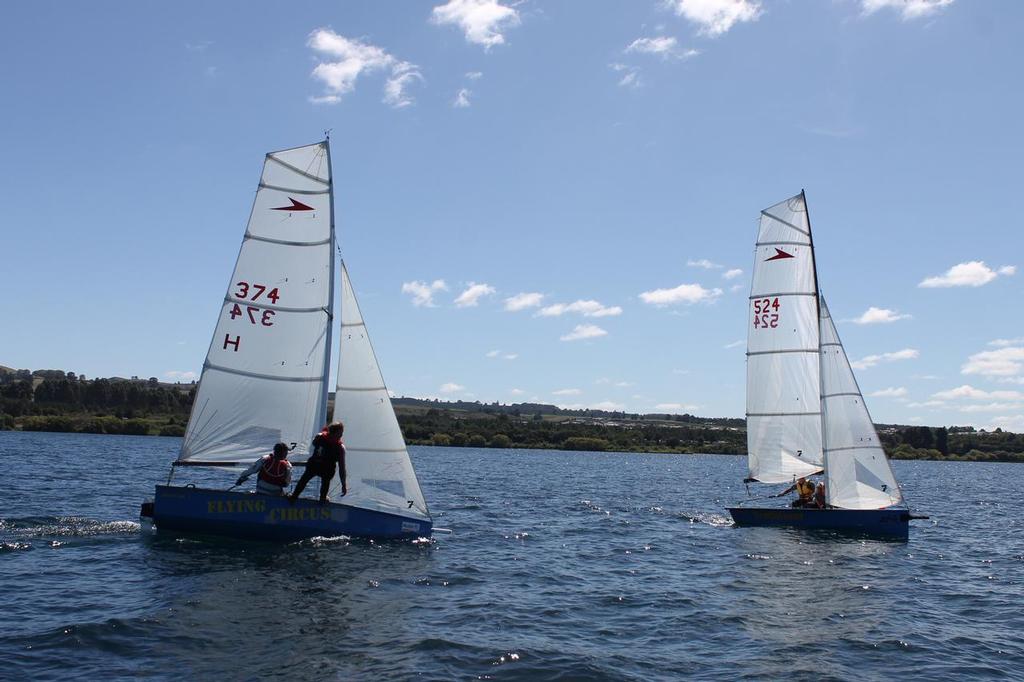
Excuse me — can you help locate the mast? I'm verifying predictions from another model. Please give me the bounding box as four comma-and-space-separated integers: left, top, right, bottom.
803, 190, 829, 490
318, 136, 336, 432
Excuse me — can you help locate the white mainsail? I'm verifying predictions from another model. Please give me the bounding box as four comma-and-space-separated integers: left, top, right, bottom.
745, 192, 824, 483
330, 263, 429, 520
819, 298, 902, 509
180, 142, 334, 463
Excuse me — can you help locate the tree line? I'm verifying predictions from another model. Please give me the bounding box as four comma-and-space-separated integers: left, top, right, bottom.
2, 367, 1022, 462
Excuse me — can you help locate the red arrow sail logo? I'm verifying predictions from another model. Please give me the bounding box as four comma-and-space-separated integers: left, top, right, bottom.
271, 197, 315, 212
765, 248, 795, 261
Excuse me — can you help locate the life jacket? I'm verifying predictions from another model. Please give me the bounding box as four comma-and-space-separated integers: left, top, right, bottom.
797, 479, 815, 499
258, 455, 290, 488
312, 430, 344, 464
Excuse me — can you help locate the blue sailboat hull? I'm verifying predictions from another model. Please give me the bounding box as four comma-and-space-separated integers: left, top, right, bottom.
727, 506, 911, 539
149, 486, 432, 542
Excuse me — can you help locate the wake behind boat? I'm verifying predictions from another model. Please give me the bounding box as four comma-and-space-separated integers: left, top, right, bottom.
727, 191, 926, 539
141, 140, 432, 541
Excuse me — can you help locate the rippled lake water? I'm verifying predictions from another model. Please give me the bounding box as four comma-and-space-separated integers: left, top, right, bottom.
1, 431, 1022, 680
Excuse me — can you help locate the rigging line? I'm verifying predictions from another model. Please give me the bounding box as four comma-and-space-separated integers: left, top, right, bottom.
756, 240, 810, 247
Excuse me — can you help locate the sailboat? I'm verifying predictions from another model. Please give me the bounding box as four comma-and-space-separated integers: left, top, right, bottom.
140, 140, 432, 541
727, 191, 926, 538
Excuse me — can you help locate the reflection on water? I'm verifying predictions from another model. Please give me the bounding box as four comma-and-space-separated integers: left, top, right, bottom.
1, 432, 1023, 680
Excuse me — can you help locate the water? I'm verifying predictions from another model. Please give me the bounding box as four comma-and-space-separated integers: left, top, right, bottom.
1, 431, 1022, 680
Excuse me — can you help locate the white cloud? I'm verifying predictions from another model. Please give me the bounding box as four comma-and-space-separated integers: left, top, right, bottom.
185, 41, 213, 52
932, 385, 1024, 401
401, 279, 448, 307
723, 340, 744, 349
538, 300, 622, 317
486, 349, 518, 360
667, 0, 763, 37
610, 63, 641, 88
439, 382, 465, 394
730, 284, 744, 293
383, 62, 423, 108
687, 258, 721, 269
561, 324, 608, 342
504, 292, 544, 311
453, 87, 472, 108
454, 282, 496, 307
655, 402, 699, 412
466, 71, 483, 80
722, 268, 743, 280
431, 0, 520, 50
672, 368, 690, 375
959, 402, 1024, 414
850, 348, 919, 370
639, 283, 722, 306
510, 388, 525, 395
560, 401, 626, 412
962, 346, 1024, 378
990, 338, 1024, 348
861, 0, 955, 21
308, 29, 422, 107
918, 260, 1015, 288
625, 36, 700, 60
164, 370, 197, 382
850, 307, 912, 325
988, 415, 1024, 433
553, 388, 582, 396
870, 387, 908, 398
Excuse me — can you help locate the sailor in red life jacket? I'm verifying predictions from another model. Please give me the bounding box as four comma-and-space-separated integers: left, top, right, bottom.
236, 442, 293, 496
289, 422, 347, 505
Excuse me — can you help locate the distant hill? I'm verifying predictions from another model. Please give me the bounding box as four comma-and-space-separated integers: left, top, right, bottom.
3, 365, 1021, 461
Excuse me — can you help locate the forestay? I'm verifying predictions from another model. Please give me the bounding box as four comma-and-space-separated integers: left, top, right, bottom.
330, 263, 429, 520
746, 193, 824, 483
819, 299, 902, 509
180, 142, 334, 464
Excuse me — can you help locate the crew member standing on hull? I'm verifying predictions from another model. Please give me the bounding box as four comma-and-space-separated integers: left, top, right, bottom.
289, 422, 347, 505
236, 442, 293, 495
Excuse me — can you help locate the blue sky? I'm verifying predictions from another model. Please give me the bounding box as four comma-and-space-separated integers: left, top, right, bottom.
2, 0, 1022, 431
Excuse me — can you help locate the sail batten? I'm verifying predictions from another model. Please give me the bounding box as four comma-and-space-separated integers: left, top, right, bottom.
244, 234, 332, 247
179, 142, 333, 464
257, 182, 331, 195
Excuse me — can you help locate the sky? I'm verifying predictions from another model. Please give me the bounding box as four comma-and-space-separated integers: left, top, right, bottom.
2, 0, 1022, 432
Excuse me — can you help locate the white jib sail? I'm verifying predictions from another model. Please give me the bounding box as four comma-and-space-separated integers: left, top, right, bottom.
180, 142, 334, 464
746, 193, 824, 483
819, 298, 903, 509
330, 262, 429, 520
